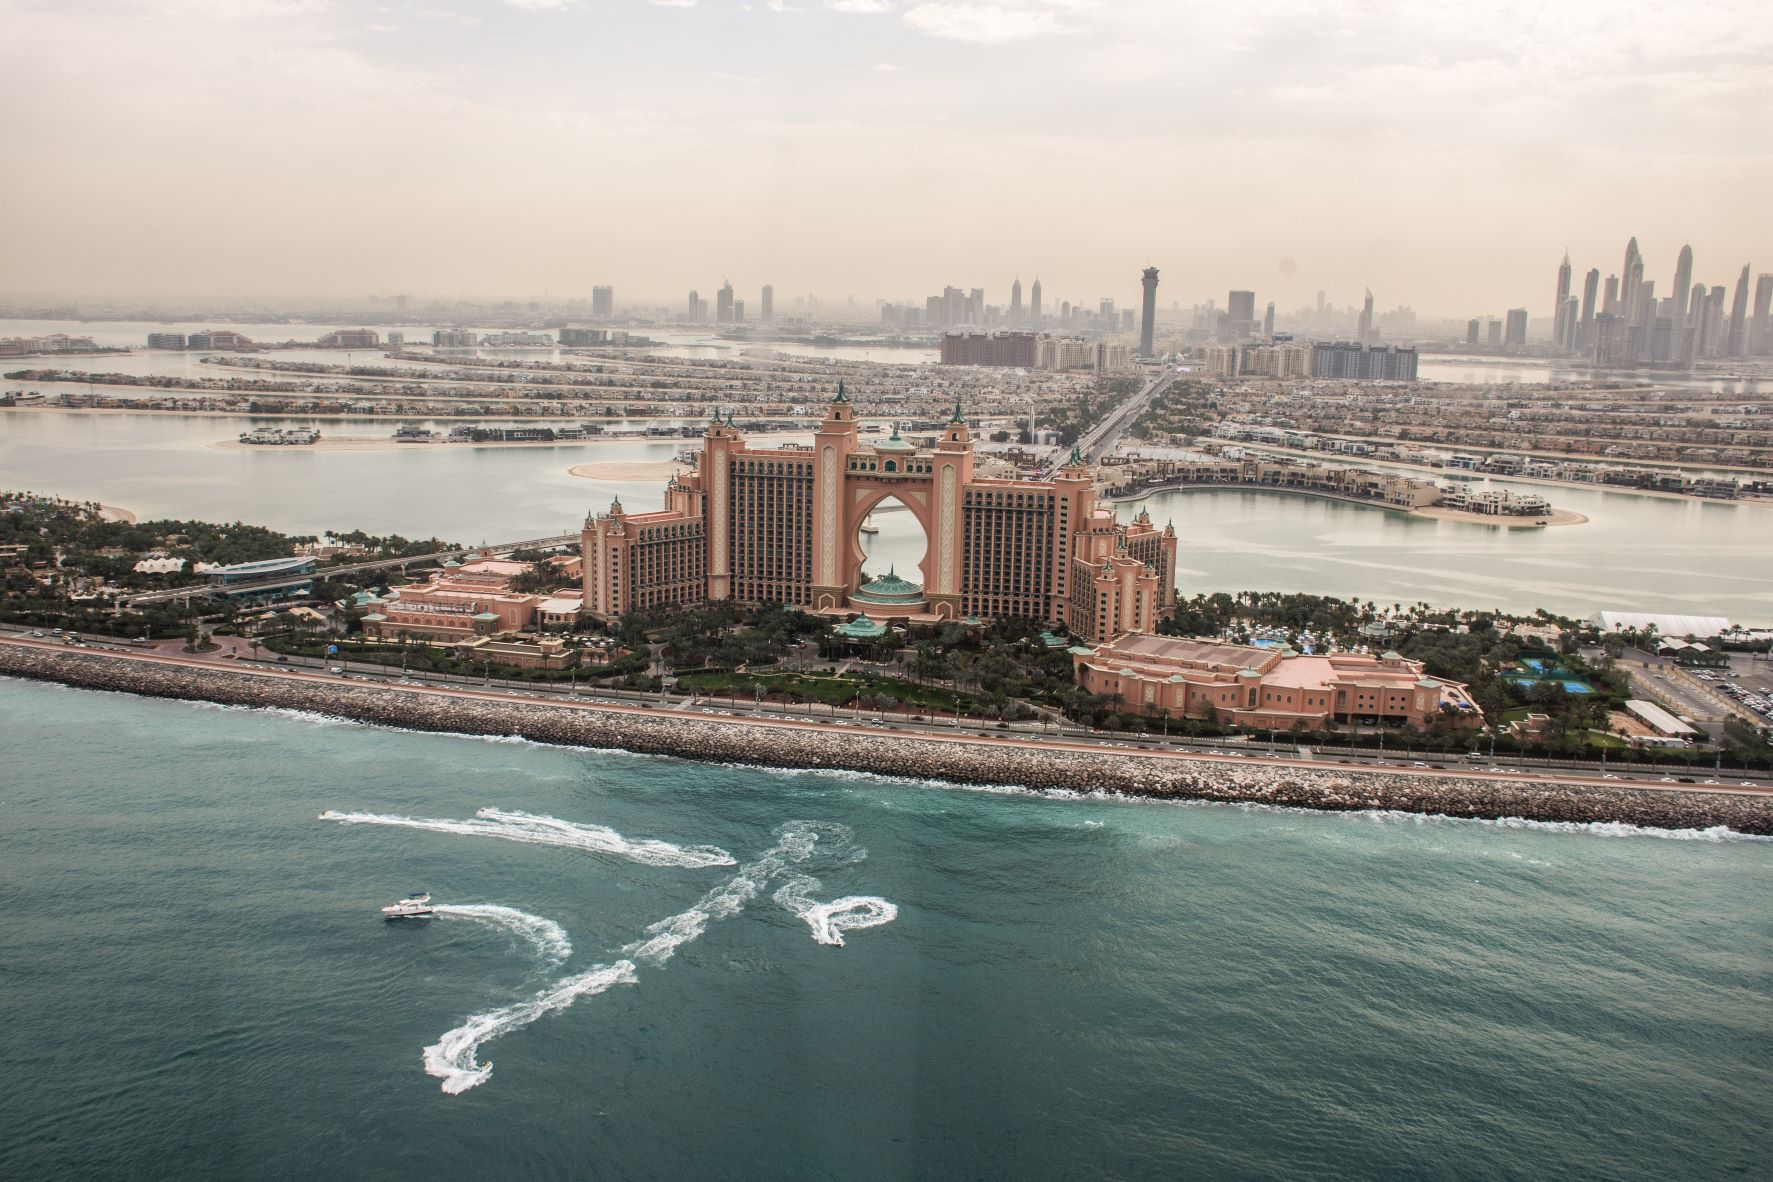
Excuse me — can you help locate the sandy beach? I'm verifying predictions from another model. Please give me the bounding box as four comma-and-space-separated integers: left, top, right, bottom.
569, 460, 693, 480
1415, 505, 1589, 528
1111, 483, 1589, 527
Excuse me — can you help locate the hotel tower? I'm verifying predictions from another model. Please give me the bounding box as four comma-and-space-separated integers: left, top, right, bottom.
581, 387, 1177, 643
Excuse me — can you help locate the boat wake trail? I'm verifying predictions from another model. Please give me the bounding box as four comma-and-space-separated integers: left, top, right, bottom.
318, 807, 736, 868
772, 875, 899, 947
418, 820, 898, 1093
423, 960, 639, 1095
430, 904, 573, 970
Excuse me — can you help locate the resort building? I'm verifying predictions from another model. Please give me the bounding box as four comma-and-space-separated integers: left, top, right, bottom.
581, 387, 1177, 641
361, 559, 544, 643
1073, 634, 1482, 731
1435, 485, 1553, 516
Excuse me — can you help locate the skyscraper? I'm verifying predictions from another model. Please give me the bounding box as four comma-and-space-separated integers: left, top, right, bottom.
1579, 268, 1600, 341
1504, 307, 1528, 349
1356, 289, 1374, 346
1727, 265, 1752, 356
1699, 286, 1726, 357
1010, 277, 1023, 325
716, 280, 734, 324
1138, 267, 1159, 357
1620, 237, 1642, 325
761, 284, 774, 323
1466, 318, 1480, 345
591, 285, 614, 318
687, 290, 702, 323
1552, 253, 1573, 354
1030, 277, 1042, 322
1263, 301, 1275, 339
1671, 245, 1693, 321
1752, 274, 1773, 355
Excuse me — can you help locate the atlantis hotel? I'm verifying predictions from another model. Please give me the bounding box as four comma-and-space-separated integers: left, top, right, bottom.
581, 386, 1177, 643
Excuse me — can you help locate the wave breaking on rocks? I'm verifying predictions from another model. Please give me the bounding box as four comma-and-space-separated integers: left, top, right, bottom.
4, 645, 1769, 836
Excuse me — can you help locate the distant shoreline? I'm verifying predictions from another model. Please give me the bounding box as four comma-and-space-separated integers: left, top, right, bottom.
1108, 482, 1589, 527
204, 435, 703, 453
1221, 440, 1771, 507
1, 403, 798, 425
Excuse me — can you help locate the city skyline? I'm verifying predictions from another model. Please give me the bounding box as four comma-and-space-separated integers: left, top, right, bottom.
2, 1, 1769, 313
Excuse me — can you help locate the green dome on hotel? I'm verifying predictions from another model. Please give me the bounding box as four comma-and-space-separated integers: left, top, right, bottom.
850, 567, 925, 608
836, 614, 889, 640
873, 423, 916, 453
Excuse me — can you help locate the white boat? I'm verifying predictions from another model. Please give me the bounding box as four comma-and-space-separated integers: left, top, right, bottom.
859, 515, 879, 535
381, 892, 434, 919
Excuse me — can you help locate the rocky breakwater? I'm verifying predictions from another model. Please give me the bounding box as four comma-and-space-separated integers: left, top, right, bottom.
6, 644, 1772, 835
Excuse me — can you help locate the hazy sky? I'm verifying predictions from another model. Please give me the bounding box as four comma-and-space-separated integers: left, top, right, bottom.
2, 0, 1768, 316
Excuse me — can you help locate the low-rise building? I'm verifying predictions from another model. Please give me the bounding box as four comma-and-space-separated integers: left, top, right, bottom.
454, 636, 579, 670
1074, 633, 1481, 731
361, 559, 543, 643
317, 328, 380, 349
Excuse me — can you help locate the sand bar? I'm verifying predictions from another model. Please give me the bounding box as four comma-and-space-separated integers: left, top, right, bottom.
569, 461, 692, 481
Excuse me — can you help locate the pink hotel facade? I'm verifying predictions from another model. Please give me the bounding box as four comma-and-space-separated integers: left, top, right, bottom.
580, 387, 1178, 643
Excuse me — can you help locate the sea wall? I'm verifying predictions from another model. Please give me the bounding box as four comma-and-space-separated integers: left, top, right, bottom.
5, 645, 1770, 835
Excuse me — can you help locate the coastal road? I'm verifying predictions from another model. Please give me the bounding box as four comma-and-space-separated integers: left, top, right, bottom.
5, 633, 1767, 798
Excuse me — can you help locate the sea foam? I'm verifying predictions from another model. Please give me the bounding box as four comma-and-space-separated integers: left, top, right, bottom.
421, 821, 897, 1093
318, 807, 736, 867
422, 960, 639, 1095
772, 874, 899, 947
431, 904, 573, 969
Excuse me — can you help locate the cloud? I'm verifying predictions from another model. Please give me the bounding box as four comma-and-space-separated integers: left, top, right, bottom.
649, 0, 699, 7
767, 0, 803, 10
496, 0, 576, 10
872, 62, 901, 71
901, 3, 1071, 43
831, 0, 894, 12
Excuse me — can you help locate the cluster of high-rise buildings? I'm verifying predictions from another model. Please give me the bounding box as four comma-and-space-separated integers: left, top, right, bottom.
877, 274, 1152, 339
1542, 240, 1768, 366
933, 268, 1159, 369
686, 281, 774, 325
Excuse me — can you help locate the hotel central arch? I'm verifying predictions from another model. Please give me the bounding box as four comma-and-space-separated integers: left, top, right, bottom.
580, 386, 1179, 642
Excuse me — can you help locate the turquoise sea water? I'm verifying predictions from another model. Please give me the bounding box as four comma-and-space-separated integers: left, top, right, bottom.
2, 677, 1769, 1180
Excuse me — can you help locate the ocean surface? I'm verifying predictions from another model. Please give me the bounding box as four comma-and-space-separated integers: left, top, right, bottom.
1, 676, 1768, 1180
